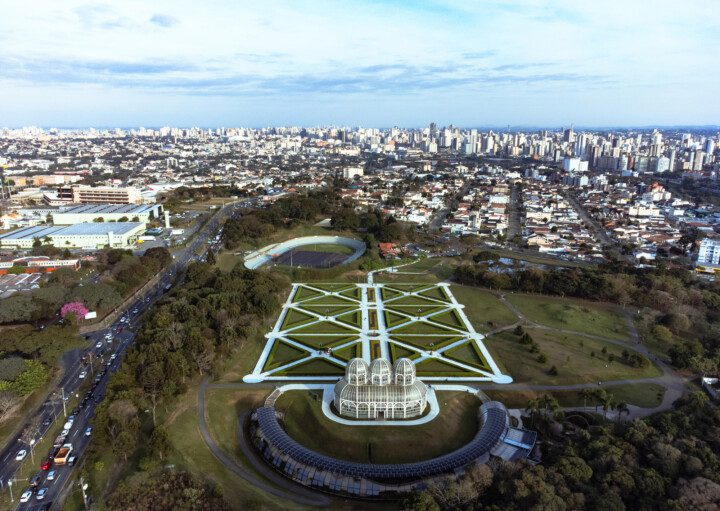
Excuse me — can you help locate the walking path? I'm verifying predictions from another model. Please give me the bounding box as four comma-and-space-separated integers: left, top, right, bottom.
197, 379, 331, 508
481, 292, 689, 417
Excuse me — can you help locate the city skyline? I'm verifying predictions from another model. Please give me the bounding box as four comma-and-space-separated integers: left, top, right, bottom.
1, 0, 719, 127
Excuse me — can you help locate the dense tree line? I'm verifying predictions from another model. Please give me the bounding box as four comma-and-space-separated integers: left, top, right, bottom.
223, 190, 340, 249
402, 393, 720, 511
455, 256, 720, 374
108, 469, 230, 510
89, 263, 289, 502
332, 207, 416, 244
0, 247, 171, 324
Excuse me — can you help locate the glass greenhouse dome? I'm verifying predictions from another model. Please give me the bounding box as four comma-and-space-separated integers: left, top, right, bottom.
333, 357, 428, 419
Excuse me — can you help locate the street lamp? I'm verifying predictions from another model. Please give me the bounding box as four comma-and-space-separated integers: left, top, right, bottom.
29, 438, 35, 463
7, 479, 12, 502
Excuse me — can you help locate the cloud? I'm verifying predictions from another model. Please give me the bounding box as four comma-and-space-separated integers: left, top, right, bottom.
149, 14, 178, 28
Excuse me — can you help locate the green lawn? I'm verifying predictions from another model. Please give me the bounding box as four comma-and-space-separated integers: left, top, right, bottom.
506, 293, 629, 339
485, 383, 667, 409
164, 390, 313, 511
274, 390, 479, 463
272, 358, 344, 376
263, 340, 308, 371
484, 328, 661, 385
216, 251, 242, 272
449, 285, 518, 333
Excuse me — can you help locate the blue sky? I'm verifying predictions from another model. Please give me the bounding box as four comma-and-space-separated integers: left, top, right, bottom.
1, 0, 719, 127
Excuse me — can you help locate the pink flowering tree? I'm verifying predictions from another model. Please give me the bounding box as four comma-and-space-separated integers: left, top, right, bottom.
60, 302, 89, 323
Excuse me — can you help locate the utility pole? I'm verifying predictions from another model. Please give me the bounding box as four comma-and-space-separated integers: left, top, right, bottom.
61, 387, 67, 417
80, 476, 89, 510
7, 479, 13, 502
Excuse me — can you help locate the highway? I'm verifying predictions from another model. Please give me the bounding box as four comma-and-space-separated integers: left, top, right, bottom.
0, 203, 234, 511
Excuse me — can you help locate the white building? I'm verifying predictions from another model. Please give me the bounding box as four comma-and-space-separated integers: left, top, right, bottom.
342, 167, 364, 179
698, 238, 720, 267
0, 222, 145, 250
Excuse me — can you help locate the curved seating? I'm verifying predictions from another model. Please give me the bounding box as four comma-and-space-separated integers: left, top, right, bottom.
244, 236, 366, 269
253, 401, 511, 481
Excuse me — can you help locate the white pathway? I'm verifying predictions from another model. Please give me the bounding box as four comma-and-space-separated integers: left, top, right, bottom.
271, 383, 483, 426
244, 271, 512, 384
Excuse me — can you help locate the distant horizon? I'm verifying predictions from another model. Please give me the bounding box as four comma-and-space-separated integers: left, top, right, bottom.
1, 1, 719, 126
3, 124, 720, 133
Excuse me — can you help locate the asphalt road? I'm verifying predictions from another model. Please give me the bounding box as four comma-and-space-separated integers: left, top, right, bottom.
0, 202, 235, 511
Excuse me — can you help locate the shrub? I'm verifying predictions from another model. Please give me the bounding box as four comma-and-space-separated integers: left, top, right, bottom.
0, 357, 26, 381
537, 353, 548, 364
548, 365, 558, 376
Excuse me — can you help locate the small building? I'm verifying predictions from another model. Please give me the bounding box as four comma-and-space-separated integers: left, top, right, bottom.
333, 358, 428, 419
378, 242, 400, 259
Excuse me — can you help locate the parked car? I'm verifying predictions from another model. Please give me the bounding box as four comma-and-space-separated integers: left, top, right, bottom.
79, 371, 87, 379
85, 427, 93, 436
95, 341, 102, 348
15, 449, 27, 461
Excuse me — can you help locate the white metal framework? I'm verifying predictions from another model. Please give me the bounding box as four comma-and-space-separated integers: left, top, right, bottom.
333, 358, 428, 419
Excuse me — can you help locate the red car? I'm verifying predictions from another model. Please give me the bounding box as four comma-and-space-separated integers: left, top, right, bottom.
40, 458, 52, 471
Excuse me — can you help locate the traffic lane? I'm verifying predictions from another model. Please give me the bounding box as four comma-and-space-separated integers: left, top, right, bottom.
13, 216, 221, 506
16, 399, 100, 511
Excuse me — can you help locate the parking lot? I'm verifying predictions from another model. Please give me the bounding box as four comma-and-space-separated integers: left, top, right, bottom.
0, 272, 46, 298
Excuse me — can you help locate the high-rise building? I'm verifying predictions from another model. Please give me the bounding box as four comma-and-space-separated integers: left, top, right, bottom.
698, 238, 720, 266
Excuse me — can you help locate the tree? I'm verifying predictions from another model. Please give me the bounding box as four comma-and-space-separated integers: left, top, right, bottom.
113, 429, 137, 462
148, 426, 171, 461
0, 391, 18, 423
206, 249, 216, 265
139, 362, 166, 425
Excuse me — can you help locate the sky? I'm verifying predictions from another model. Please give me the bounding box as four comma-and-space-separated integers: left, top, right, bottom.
1, 0, 719, 128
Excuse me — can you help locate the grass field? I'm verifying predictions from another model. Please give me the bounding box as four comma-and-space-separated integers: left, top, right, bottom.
274, 390, 479, 463
198, 388, 393, 511
165, 390, 313, 511
484, 327, 661, 385
484, 383, 667, 409
506, 293, 629, 339
449, 285, 518, 333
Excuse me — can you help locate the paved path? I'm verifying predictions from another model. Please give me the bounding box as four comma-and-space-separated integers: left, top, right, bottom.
196, 379, 331, 508
480, 292, 689, 417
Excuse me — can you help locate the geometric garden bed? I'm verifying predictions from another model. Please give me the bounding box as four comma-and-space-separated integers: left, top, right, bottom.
244, 282, 511, 383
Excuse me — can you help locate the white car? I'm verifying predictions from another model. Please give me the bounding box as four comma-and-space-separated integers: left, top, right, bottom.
95, 341, 102, 348
110, 354, 117, 361
47, 470, 56, 481
79, 371, 87, 379
61, 428, 70, 437
36, 488, 48, 499
20, 490, 32, 502
15, 449, 27, 461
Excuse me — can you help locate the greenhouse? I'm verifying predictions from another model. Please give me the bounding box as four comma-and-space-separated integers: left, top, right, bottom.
333, 358, 428, 419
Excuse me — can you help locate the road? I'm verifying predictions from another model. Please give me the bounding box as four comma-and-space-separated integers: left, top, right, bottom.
0, 202, 236, 511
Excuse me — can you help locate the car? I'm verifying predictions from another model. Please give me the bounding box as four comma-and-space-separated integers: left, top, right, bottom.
67, 455, 77, 466
46, 470, 56, 481
40, 457, 52, 470
20, 490, 32, 502
42, 417, 52, 426
110, 354, 117, 361
79, 371, 87, 379
16, 449, 27, 461
30, 473, 42, 487
36, 488, 48, 500
85, 427, 93, 436
61, 428, 70, 437
95, 341, 102, 348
